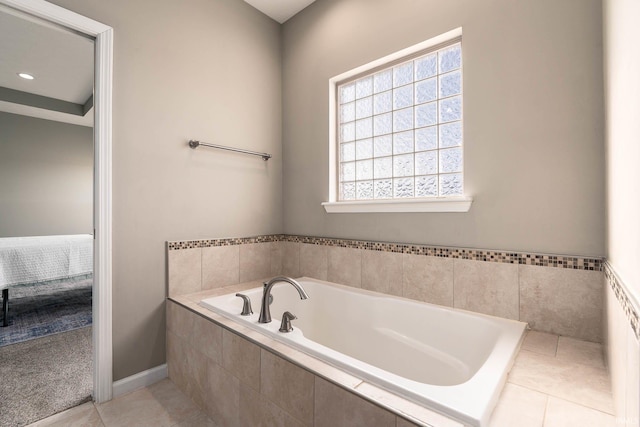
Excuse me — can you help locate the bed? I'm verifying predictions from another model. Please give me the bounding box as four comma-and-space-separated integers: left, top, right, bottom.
0, 234, 93, 326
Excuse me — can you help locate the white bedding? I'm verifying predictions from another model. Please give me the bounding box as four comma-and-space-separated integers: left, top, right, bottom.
0, 234, 93, 290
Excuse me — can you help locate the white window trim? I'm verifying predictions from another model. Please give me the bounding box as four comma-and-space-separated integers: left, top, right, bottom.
325, 27, 472, 213
322, 197, 472, 213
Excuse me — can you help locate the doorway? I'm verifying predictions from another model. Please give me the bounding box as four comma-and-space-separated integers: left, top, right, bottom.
0, 0, 113, 421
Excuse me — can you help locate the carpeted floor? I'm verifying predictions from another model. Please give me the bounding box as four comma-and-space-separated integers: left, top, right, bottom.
0, 275, 92, 347
0, 327, 93, 427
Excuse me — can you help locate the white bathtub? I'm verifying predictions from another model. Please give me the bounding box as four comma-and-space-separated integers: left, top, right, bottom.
200, 277, 526, 426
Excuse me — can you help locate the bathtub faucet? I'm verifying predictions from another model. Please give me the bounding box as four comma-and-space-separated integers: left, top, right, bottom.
258, 276, 309, 323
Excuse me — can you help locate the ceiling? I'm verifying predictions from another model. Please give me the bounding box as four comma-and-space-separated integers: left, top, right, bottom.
0, 5, 94, 127
243, 0, 317, 23
0, 0, 312, 127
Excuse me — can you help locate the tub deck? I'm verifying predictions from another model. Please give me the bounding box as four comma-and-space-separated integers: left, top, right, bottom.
168, 278, 613, 427
169, 278, 527, 426
199, 278, 526, 426
171, 279, 464, 427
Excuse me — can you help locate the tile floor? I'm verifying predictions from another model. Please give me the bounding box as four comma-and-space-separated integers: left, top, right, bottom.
490, 331, 616, 427
29, 331, 617, 427
26, 379, 214, 427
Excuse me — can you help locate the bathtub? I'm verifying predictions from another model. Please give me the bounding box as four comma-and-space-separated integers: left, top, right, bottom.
200, 277, 526, 426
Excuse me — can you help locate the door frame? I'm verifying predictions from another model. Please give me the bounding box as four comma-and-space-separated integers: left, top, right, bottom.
0, 0, 114, 403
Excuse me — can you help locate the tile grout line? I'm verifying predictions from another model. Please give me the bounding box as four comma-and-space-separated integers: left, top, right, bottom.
298, 244, 303, 277
451, 257, 455, 308
517, 263, 521, 323
200, 247, 204, 293
541, 394, 549, 426
93, 401, 108, 427
312, 372, 316, 426
507, 380, 615, 418
547, 394, 617, 418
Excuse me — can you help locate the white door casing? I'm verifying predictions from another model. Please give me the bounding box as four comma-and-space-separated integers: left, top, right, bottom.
0, 0, 113, 403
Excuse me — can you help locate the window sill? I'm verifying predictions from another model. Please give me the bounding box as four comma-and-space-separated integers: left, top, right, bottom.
322, 197, 473, 213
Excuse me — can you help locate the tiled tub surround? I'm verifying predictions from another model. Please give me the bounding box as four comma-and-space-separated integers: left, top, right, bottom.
200, 278, 526, 426
168, 235, 604, 342
167, 288, 463, 427
167, 287, 616, 427
166, 235, 639, 426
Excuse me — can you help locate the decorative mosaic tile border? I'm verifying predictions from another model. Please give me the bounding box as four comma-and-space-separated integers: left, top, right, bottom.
605, 262, 640, 341
168, 234, 602, 271
279, 235, 602, 270
167, 234, 283, 250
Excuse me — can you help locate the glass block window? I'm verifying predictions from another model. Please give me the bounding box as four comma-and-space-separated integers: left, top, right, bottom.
337, 41, 463, 200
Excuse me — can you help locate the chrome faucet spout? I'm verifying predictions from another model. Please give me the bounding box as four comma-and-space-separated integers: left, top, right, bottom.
258, 276, 309, 323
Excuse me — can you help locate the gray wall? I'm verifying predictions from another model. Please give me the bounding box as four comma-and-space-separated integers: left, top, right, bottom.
50, 0, 283, 380
282, 0, 605, 257
0, 112, 93, 237
42, 0, 607, 381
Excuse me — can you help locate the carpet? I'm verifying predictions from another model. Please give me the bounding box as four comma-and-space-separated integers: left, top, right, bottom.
0, 327, 93, 427
0, 275, 92, 347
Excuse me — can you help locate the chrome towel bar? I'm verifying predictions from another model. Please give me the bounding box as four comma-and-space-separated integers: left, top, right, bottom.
188, 139, 271, 161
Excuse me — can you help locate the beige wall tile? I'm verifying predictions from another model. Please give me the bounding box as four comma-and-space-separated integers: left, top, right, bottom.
271, 241, 284, 276
354, 383, 462, 427
522, 331, 559, 357
299, 243, 328, 280
166, 301, 195, 340
266, 341, 362, 390
260, 349, 315, 425
508, 349, 614, 414
167, 334, 208, 410
520, 266, 603, 342
168, 248, 202, 297
205, 359, 240, 427
202, 246, 239, 290
314, 377, 395, 427
168, 303, 222, 364
222, 329, 261, 389
240, 385, 307, 427
281, 241, 301, 278
557, 336, 605, 369
327, 246, 362, 287
490, 383, 547, 427
192, 314, 223, 363
544, 397, 616, 427
453, 259, 519, 319
403, 255, 453, 306
395, 418, 421, 427
167, 331, 187, 393
239, 243, 272, 282
361, 250, 403, 297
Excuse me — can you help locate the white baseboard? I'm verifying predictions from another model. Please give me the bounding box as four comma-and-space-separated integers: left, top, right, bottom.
112, 364, 168, 398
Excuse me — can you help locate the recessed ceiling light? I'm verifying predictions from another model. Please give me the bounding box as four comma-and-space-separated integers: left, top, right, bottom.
17, 73, 35, 80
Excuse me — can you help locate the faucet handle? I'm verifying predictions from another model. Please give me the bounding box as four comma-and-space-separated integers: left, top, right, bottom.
235, 293, 253, 316
279, 311, 297, 333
